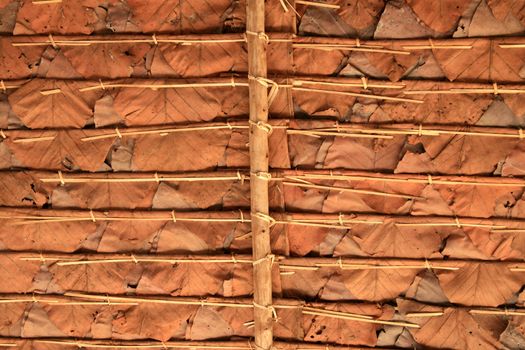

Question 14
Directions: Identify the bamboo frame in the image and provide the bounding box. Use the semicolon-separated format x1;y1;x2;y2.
7;121;525;144
9;252;525;273
246;1;274;349
2;208;523;232
0;337;385;349
295;0;340;9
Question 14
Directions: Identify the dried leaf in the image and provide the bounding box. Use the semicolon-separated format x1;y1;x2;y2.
48;262;139;293
399;299;504;349
14;0;102;35
351;219;442;258
112;303;195;341
5;130;114;171
406;0;470;33
8;79;100;128
436;262;525;306
112;84;223;125
0;255;40;292
433;38;525;82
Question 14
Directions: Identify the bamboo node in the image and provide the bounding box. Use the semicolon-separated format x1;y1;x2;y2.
427;174;433;185
418;124;423;137
231;254;238;264
152;34;158;45
0;129;6;139
355;38;361;47
0;80;6;93
493;82;499;95
455;217;461;228
249;120;273;135
48;34;58;48
171;210;177;223
131;254;138;264
154;172;160;184
252;212;276;227
39;252;46;263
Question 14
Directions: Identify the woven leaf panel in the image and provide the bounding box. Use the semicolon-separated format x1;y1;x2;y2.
0;299;393;345
2;252;525;307
0;35;293;80
5;78;525;129
2;170;525;219
293;37;525;82
3;209;525;261
1;0;294;34
296;0;525;38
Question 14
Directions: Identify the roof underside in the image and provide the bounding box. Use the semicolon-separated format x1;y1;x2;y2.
1;1;525;349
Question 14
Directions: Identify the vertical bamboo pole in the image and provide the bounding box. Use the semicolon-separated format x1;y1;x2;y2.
246;0;273;349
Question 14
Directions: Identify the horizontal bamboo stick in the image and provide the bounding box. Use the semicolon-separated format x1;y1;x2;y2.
0;337;381;350
282;181;419;199
292;87;422;103
8;209;521;232
292;43;410;55
10;252;524;272
79;80;249;92
295;0;340;9
290;172;525;187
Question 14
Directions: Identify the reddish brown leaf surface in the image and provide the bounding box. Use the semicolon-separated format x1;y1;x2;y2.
436;262;525;306
14;0;102;35
8;79;101;128
4;130;114;171
406;0;470;34
399;299;505;349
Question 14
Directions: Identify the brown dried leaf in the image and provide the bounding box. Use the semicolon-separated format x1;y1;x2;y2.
0;220;95;252
433;38;525;82
337;0;385;33
137;263;252;297
112;303;195;341
341;266;421;301
351;220;442;258
62;44;146;79
487;0;525;25
397;133;517;175
0;303;26;335
8;80;101;128
303;303;392;346
436;262;525;306
0;255;40;293
406;0;470;33
48;262;139;293
42;304;101;337
131;130;231;171
14;0;102;35
5;130;114;171
399;299;504;349
112;85;222;125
